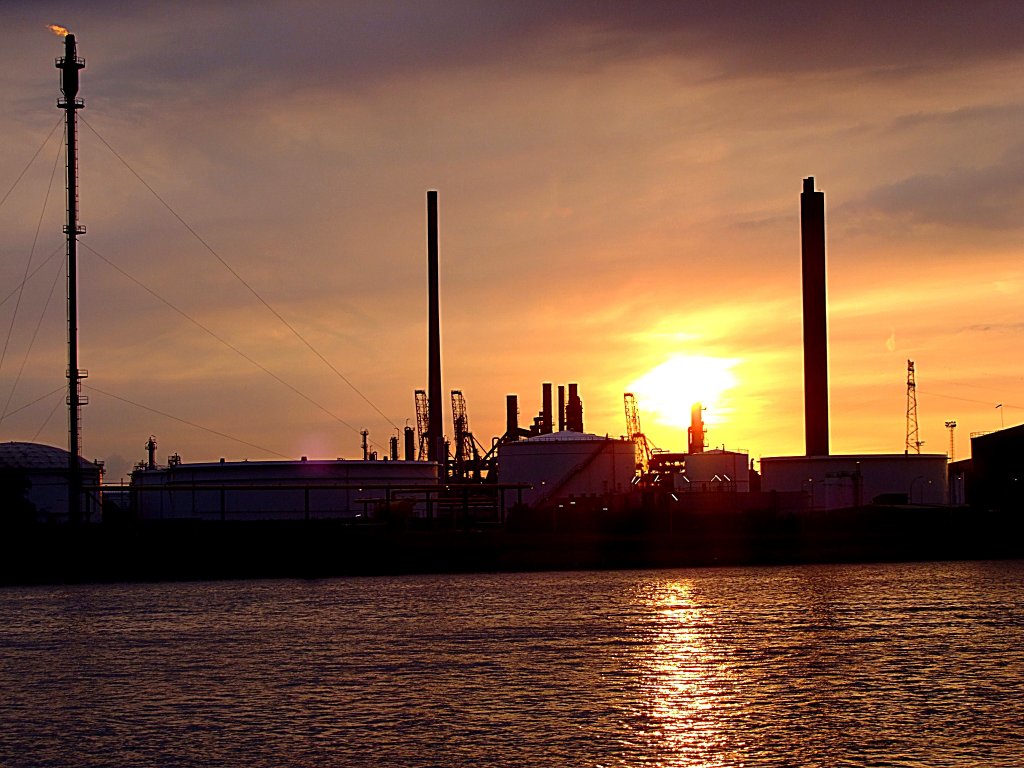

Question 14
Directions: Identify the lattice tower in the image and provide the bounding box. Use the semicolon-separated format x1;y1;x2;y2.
414;389;429;461
905;360;920;454
451;390;471;467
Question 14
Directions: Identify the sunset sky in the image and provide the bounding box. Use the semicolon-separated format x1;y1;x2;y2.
2;2;1023;481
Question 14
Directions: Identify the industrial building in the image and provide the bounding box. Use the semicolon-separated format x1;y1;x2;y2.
675;449;751;494
954;425;1024;512
760;454;948;509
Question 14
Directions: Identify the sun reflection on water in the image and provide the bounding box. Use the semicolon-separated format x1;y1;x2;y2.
628;579;737;767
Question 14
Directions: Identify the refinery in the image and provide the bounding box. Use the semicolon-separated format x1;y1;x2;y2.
1;31;1020;582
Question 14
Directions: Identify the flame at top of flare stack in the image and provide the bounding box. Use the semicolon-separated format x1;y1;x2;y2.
54;25;84;103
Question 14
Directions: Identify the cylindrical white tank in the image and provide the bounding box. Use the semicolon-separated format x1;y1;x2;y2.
678;450;749;492
132;459;439;520
498;432;635;507
760;453;948;509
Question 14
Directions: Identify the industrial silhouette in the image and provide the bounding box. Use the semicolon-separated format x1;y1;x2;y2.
1;32;1021;583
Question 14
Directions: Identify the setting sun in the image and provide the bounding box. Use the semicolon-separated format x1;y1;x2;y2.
627;354;739;434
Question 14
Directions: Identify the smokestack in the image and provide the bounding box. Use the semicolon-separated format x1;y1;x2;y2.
566;383;583;432
542;383;553;434
404;426;415;460
801;177;829;456
557;385;566;432
426;190;444;462
506;394;519;440
688;403;705;455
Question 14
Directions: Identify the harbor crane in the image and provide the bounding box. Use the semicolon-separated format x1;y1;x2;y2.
451;390;485;479
414;389;429;461
624;393;654;473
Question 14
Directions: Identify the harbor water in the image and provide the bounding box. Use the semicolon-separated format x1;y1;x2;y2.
1;560;1022;767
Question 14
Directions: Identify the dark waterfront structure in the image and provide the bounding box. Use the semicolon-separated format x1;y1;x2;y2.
801;176;829;457
967;425;1024;512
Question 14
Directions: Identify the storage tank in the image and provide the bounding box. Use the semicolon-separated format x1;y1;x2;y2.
676;449;750;493
0;442;103;523
498;432;635;508
760;453;948;509
132;458;439;520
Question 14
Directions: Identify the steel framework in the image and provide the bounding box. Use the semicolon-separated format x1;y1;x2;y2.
624;392;652;472
414;389;429;461
905;360;921;454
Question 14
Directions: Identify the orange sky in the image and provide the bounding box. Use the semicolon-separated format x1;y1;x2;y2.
1;3;1023;480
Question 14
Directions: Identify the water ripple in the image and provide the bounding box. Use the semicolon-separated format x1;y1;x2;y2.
1;561;1022;767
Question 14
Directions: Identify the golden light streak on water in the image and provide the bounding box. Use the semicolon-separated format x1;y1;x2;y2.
631;580;734;767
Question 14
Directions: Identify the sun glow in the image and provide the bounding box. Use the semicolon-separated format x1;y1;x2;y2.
627;354;739;431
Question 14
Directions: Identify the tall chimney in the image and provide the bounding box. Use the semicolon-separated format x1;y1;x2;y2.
801;177;829;456
542;383;553;434
688;403;705;455
426;190;444;462
506;394;519;440
557;385;566;432
566;383;583;432
404;425;415;460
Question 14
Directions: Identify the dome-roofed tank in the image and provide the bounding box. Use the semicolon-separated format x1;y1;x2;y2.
0;442;103;523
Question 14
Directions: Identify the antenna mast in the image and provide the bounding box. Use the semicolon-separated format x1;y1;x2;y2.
57;31;87;523
905;359;920;454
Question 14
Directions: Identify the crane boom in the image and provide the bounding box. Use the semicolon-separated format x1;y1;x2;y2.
624;392;652;472
414;389;429;461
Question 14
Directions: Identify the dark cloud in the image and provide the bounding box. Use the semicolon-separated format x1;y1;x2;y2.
574;1;1024;72
14;0;1024;102
841;143;1024;230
